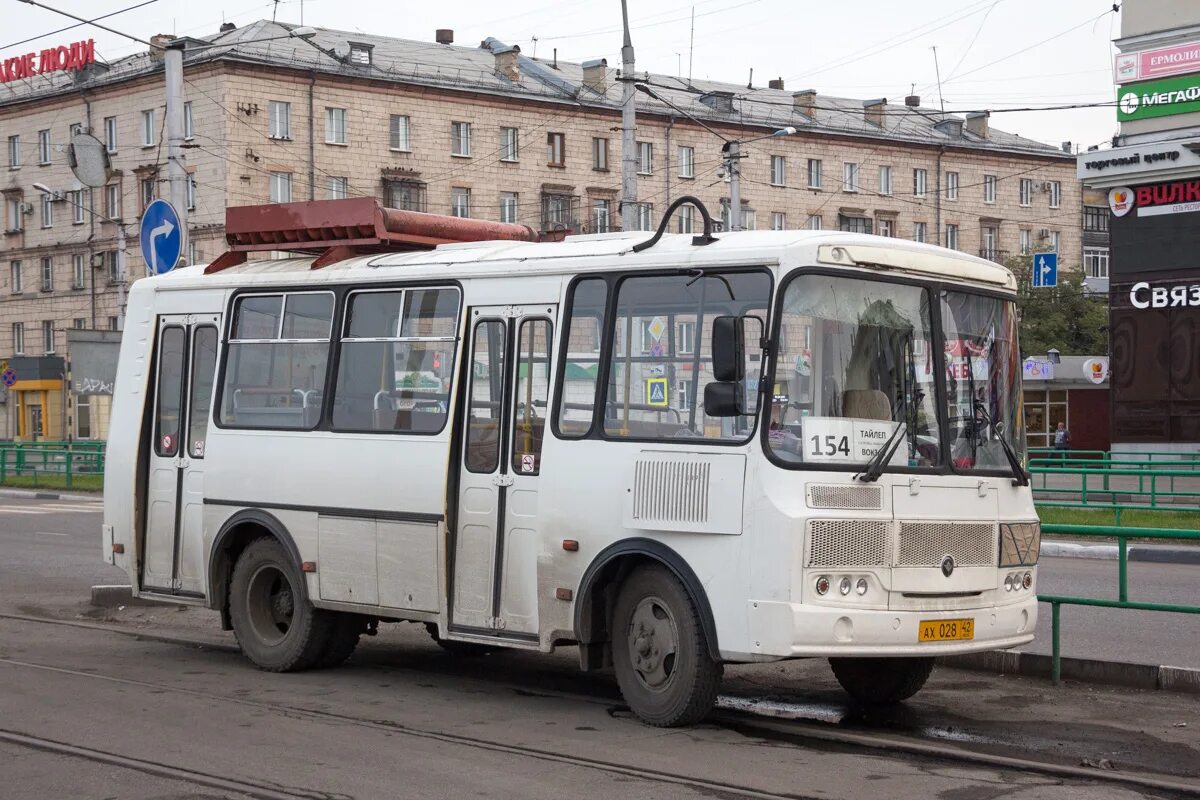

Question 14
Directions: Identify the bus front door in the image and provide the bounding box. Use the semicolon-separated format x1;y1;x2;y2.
142;315;219;596
452;307;555;637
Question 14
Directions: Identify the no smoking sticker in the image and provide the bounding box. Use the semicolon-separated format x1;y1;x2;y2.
161;433;174;452
520;454;536;473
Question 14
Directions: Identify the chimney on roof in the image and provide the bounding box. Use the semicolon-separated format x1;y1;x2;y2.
768;77;784;90
965;110;989;139
934;117;964;137
863;98;887;128
436;29;454;45
793;89;816;117
582;58;608;93
905;93;920;107
219;22;237;33
149;33;173;62
493;43;520;81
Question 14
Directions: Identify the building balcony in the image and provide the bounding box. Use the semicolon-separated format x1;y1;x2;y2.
978;248;1008;264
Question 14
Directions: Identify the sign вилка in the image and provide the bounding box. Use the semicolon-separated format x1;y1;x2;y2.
1118;74;1200;122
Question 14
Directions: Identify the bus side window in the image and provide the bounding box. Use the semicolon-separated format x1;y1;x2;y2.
554;278;606;438
187;327;218;457
512;318;552;474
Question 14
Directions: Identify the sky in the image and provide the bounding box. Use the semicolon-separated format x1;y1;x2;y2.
5;0;1123;150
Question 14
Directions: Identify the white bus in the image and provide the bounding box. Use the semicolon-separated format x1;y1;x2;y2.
103;198;1041;727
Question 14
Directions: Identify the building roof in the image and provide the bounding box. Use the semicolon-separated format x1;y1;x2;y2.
1;20;1071;160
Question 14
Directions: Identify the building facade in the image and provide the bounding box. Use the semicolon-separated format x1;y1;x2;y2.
0;20;1081;440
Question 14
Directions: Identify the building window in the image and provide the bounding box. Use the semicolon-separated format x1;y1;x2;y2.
548;132;566;166
1048;180;1062;209
77;395;92;438
389;114;411;151
72;254;85;289
187;175;196;210
12;322;24;354
878;165;892;195
945;171;959;200
742;208;757;230
188;239;198;266
1083;206;1108;232
1019;178;1033;206
805;214;822;230
9;260;21;294
876;218;894;237
591;198;611;232
104;184;121;219
73;317;86;329
1050;230;1061;252
1022;388;1068;449
183;101;194;140
839;214;870;234
451;121;471;156
141;109;156;146
807;158;822;189
268;101;291;139
325;107;347;145
637;141;653;175
70;190;85;223
677;204;694;233
592;137;608;170
771;212;786;230
842;161;859;192
1019;228;1032;255
108;316;119;331
913;221;927;243
140;176;156;210
40;257;53;292
945;223;959;250
41;193;53;228
42;320;54;354
676;321;696;355
38;129;51;164
635;202;653;232
1084;247;1109;278
984;174;996;203
69;122;82;138
499;191;518;224
678;145;694;178
981;226;998;260
348;43;373;66
913;168;927;197
499;127;519;162
384;179;426;211
106;251;120;283
269;172;292;203
104;116;117;152
8;135;19;169
326;176;348;200
6;197;21;231
450;187;471;218
542;192;575;230
770;155;786;186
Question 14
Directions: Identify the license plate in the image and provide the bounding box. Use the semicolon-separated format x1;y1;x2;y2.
918;618;975;642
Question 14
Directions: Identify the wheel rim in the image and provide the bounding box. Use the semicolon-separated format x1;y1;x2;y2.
245;564;294;646
626;595;680;692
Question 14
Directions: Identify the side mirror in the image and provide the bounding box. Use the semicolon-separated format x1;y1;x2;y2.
704;381;744;417
711;316;745;382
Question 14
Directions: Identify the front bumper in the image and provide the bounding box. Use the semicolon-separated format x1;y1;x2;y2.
738;595;1037;660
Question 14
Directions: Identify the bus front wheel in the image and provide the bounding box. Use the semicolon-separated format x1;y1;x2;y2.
611;565;722;727
229;537;331;672
829;656;934;705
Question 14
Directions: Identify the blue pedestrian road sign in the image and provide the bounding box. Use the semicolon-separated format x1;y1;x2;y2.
140;199;185;276
1032;252;1058;288
646;377;669;408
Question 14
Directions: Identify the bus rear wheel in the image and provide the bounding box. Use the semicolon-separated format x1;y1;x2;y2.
829;657;934;705
611;565;722;727
229;537;331;672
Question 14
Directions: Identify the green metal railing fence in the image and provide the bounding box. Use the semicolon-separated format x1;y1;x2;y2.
1038;523;1200;684
0;442;106;489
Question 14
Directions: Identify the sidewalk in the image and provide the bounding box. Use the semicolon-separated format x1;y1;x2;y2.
1043;537;1200;564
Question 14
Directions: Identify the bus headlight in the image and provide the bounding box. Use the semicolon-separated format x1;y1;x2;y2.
1000;522;1041;567
1022;572;1033;590
1004;574;1014;592
855;578;869;596
815;576;830;596
839;577;852;596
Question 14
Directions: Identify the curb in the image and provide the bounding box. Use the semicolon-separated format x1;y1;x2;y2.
0;488;98;502
1042;538;1200;564
90;584;187;608
939;650;1200;694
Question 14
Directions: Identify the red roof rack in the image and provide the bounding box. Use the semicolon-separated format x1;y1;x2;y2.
204;197;555;274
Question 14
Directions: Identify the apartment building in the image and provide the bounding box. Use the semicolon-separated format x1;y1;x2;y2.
0;20;1080;440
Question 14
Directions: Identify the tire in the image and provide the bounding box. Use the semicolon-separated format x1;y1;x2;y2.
829;657;934;705
424;623;495;657
611;565;722;727
229;537;332;672
314;614;364;669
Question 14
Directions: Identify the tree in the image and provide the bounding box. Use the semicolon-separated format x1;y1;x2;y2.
1006;254;1108;356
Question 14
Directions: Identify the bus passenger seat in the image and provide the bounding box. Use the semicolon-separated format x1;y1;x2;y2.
842;389;891;422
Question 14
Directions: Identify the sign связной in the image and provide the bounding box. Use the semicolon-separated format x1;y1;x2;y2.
1118;74;1200;122
1115;41;1200;84
1;39;95;84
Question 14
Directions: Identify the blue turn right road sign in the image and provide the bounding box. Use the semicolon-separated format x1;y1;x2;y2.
140;199;185;276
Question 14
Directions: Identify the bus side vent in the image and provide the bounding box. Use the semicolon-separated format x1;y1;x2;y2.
897;521;995;567
807;484;883;510
808;519;890;567
632;459;711;524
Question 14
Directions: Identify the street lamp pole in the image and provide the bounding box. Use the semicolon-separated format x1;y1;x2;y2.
165;41;188;262
724;140;742;232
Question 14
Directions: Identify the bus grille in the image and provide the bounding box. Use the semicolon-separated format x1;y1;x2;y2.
808;520;890;567
897;521;995;567
807;484;883;510
631;459;711;524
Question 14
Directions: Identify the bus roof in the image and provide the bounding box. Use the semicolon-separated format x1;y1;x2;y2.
154;230;1017;292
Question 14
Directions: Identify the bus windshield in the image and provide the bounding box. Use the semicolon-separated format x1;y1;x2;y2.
768;274;941;467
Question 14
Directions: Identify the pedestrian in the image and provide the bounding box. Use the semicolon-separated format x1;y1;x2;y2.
1054;421;1071;460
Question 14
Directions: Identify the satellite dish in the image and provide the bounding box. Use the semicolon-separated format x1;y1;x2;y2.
69;132;112;188
332;42;351;61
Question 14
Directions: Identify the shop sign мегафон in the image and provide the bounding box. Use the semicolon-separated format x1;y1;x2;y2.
1118;74;1200;122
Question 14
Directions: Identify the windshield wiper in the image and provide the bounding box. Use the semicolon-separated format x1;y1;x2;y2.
855;423;907;483
973;401;1029;486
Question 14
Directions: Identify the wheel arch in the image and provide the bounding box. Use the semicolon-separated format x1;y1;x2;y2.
573;538;720;669
208;508;306;629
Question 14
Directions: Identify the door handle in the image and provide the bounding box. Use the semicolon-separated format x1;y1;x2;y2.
491;474;514;487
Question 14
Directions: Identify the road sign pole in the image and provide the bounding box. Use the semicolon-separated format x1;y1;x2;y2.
165;42;189;263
